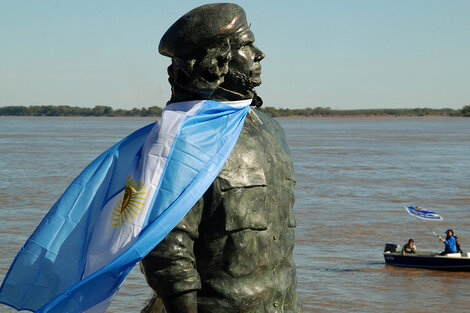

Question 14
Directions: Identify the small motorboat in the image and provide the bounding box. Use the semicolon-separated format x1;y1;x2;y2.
383;243;470;271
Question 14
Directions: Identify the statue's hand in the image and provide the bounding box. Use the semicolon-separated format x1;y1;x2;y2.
162;291;198;313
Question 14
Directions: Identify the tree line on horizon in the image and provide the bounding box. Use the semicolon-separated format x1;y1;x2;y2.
0;105;469;117
258;106;470;117
0;105;163;117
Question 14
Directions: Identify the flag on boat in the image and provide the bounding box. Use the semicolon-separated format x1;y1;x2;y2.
0;99;251;313
404;206;443;221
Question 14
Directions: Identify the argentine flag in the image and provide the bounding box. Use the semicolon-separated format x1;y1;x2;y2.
0;99;251;312
404;206;443;221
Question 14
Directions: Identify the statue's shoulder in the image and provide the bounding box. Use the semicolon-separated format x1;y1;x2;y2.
248;108;290;154
250;108;285;134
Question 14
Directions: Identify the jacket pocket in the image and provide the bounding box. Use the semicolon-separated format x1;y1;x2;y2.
218;167;268;232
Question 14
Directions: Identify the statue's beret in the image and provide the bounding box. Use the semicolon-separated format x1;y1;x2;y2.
159;3;247;59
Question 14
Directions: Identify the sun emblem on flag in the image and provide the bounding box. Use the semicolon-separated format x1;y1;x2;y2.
112;175;147;228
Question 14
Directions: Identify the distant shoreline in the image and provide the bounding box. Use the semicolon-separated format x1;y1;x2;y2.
1;105;469;117
275;114;459;118
0;115;466;118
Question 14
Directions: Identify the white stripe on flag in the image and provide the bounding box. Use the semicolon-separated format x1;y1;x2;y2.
83;100;206;277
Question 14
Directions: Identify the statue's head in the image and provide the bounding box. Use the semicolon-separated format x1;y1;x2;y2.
159;3;265;105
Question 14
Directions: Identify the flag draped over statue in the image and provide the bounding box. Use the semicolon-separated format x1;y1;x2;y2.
0;99;251;313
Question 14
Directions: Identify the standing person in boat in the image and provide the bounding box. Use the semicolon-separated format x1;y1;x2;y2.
402;239;417;255
439;229;458;255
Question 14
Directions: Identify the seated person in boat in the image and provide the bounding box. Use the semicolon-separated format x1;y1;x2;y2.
402;238;417;255
439;229;458;255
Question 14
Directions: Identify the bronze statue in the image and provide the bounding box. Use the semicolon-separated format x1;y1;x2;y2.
140;3;302;312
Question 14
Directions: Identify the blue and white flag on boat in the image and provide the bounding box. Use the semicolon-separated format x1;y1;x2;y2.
404;206;443;221
0;99;251;313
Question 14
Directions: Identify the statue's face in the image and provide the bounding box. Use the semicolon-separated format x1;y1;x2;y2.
222;27;265;95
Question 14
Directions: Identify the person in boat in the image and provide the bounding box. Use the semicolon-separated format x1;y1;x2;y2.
439;229;458;255
402;238;417;255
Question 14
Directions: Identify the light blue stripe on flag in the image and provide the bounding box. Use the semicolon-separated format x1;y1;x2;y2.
0;99;250;313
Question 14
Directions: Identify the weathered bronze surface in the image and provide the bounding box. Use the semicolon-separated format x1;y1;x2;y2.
141;3;302;312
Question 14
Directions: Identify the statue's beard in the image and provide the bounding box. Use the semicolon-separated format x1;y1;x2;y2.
220;68;260;97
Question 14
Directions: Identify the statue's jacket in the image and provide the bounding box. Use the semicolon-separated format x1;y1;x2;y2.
141;109;303;312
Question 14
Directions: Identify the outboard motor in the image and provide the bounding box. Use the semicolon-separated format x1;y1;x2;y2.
384;243;398;253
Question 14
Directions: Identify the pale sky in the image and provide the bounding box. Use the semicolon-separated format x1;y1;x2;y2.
1;0;469;110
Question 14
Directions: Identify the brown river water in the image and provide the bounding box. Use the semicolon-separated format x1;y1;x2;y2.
0;116;469;312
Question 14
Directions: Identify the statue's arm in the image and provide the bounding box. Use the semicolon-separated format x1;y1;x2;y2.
141;198;203;313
